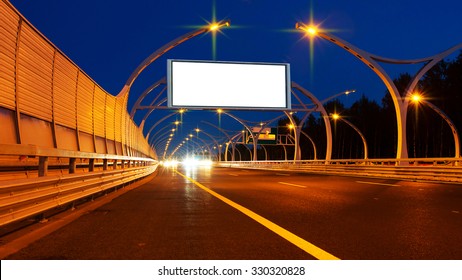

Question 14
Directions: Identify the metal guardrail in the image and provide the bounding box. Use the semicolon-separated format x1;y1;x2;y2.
0;143;158;227
217;158;462;184
0;164;157;226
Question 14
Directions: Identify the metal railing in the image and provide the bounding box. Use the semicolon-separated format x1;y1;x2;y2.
0;164;157;226
0;143;158;226
217;158;462;184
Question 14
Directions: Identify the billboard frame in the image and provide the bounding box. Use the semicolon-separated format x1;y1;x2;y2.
167;59;291;110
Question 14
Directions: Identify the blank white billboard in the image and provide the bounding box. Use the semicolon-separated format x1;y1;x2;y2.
167;60;291;110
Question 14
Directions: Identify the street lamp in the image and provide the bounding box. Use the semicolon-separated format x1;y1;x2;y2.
295;23;319;36
295;22;462;165
331;113;368;160
209;20;230;31
118;19;231;97
410;93;460;160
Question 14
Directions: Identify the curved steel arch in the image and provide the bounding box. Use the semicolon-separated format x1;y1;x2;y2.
332;116;368;160
194;129;224;160
129;77;167;118
221;112;259;160
291;82;333;161
297;23;462;162
225;132;252;161
146;112;179;142
300;130;317;160
118;20;230;98
419;100;460;159
189;138;212;158
200;121;237;161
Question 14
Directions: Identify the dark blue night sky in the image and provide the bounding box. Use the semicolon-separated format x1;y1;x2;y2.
10;0;462;158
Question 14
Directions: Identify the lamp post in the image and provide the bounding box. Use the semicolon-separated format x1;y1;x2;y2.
300;130;317;160
118;19;230;98
331;114;368;160
296;22;462;164
120;20;230;160
320;89;356;104
410;93;460;160
191;128;225;162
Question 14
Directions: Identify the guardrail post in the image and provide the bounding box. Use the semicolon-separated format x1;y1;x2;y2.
38;156;49;177
69;158;77;174
113;159;118;170
89;159;95;172
103;159;108;171
121;160;125;169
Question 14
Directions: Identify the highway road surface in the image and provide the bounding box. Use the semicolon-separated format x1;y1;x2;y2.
4;165;462;259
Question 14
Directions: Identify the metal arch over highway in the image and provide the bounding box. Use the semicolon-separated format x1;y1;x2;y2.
2;0;462;262
296;22;462;163
117;20;231;98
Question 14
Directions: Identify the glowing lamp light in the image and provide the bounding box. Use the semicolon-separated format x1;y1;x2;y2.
306;26;318;35
332;113;340;120
411;94;422;103
345;90;356;95
217;109;223;114
209;23;219;31
209;20;230;31
288;124;295;129
295;22;319;36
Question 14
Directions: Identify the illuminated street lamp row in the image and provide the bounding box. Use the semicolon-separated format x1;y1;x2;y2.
144;18;460;163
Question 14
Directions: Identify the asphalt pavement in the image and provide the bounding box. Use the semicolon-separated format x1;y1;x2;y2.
4;166;462;259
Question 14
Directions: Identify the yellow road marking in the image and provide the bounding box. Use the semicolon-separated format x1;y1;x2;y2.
278;182;308;189
174;170;340;260
356;181;399;187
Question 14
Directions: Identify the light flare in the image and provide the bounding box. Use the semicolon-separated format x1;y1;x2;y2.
411;93;422;103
